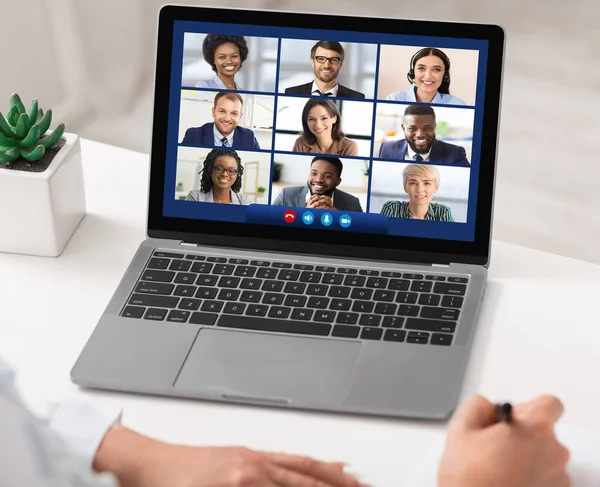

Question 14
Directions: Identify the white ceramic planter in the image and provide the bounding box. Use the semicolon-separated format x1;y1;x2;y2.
0;133;86;257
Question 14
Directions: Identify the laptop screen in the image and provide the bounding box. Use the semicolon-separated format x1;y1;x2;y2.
151;8;503;264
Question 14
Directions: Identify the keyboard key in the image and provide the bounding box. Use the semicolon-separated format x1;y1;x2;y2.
167;310;190;323
421;307;460;321
277;270;300;281
218;315;331;336
246;304;268;317
213;264;234;275
174;273;196;285
323;273;343;285
382;316;405;328
218;276;241;288
307;284;328;296
201;300;224;313
257;268;278;279
366;277;388;289
195;287;218;299
434;282;467;296
396;292;418;304
315;266;335;272
240;278;261;290
299;271;322;283
431;333;453;346
240;291;263;303
411;280;433;293
174;285;196;297
154;251;184;258
351;288;373;300
147;258;169;270
293;264;314;271
398;305;420;316
291;308;314;321
388;279;410;291
384;329;406;342
403;273;424;280
360;327;383;340
407;336;429;344
419;294;441;306
196;275;218;286
408;331;430;339
121;306;145;318
381;271;402;278
307;297;329;309
135;281;175;295
359;314;381;327
144;308;168;321
262;281;284;292
337;267;358;274
373;290;395;302
330;299;351;311
263;293;284;305
184;254;206;261
314;310;336;323
336;313;358;325
375;302;397;315
207;257;227;263
179;298;201;311
284;282;307;294
441;295;464;308
268;306;291;319
141;270;175;282
328;286;350;298
344;275;366;287
190;312;218;325
217;289;240;301
129;294;178;308
359;269;380;276
272;262;292;269
284;295;307;307
405;318;456;333
448;277;469;283
169;259;192;272
332;325;360;338
425;275;446;281
224;302;246;315
191;262;213;273
250;260;270;267
234;266;257;278
352;301;374;313
229;258;249;265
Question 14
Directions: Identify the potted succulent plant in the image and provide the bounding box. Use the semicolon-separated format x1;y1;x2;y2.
0;93;86;257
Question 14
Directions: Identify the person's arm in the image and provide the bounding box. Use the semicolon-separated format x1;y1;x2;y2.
456;145;469;165
272;188;286;206
252;135;261;150
438;394;570;487
181;128;193;145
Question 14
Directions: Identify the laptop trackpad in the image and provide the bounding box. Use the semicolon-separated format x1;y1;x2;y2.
174;328;361;404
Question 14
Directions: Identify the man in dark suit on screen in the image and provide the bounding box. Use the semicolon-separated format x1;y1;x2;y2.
377;105;469;165
284;41;365;99
181;92;260;150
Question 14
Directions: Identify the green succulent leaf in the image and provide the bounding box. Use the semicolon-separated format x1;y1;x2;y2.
16;113;30;138
0;112;15;137
20;144;45;162
19;125;40;148
10;93;26;115
0;150;21;163
34;109;52;136
7;105;19;126
39;123;65;148
37;108;43;122
3;146;20;158
0;129;18;147
26;99;39;131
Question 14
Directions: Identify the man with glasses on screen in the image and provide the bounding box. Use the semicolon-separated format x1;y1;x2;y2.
284;41;365;99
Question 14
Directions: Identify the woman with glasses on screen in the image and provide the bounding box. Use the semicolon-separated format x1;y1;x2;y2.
385;48;466;105
186;149;252;205
380;164;454;221
292;98;359;156
195;34;248;91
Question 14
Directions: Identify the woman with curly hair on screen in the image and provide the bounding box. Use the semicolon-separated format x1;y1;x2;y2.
186;148;252;205
195;34;249;90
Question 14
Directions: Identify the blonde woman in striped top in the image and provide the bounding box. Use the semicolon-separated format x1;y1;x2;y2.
380;164;454;221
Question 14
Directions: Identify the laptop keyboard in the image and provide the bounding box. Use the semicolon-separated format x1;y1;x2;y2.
120;251;469;347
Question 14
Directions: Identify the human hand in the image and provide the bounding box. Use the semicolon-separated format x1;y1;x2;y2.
306;195;335;210
95;425;367;487
438;394;570;487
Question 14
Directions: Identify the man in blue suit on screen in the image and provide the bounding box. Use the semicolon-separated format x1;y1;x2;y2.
378;105;469;165
181;92;260;150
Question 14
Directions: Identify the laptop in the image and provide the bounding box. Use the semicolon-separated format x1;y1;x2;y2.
71;5;504;419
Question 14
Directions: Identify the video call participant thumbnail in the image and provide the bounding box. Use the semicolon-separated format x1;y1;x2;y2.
386;48;466;105
195;34;248;90
292;98;358;156
181;92;260;150
284;41;365;99
378;105;469;165
187;148;252;205
273;156;363;212
380;164;454;221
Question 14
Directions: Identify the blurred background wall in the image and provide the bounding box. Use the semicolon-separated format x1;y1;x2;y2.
2;0;599;264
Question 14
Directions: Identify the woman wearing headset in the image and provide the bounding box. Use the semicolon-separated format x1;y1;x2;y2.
385;48;466;105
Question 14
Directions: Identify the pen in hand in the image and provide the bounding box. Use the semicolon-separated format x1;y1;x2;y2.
496;402;513;423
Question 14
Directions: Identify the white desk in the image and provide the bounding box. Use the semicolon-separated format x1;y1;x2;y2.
1;139;600;487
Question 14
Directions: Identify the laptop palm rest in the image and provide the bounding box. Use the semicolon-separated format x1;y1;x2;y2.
174;328;361;404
